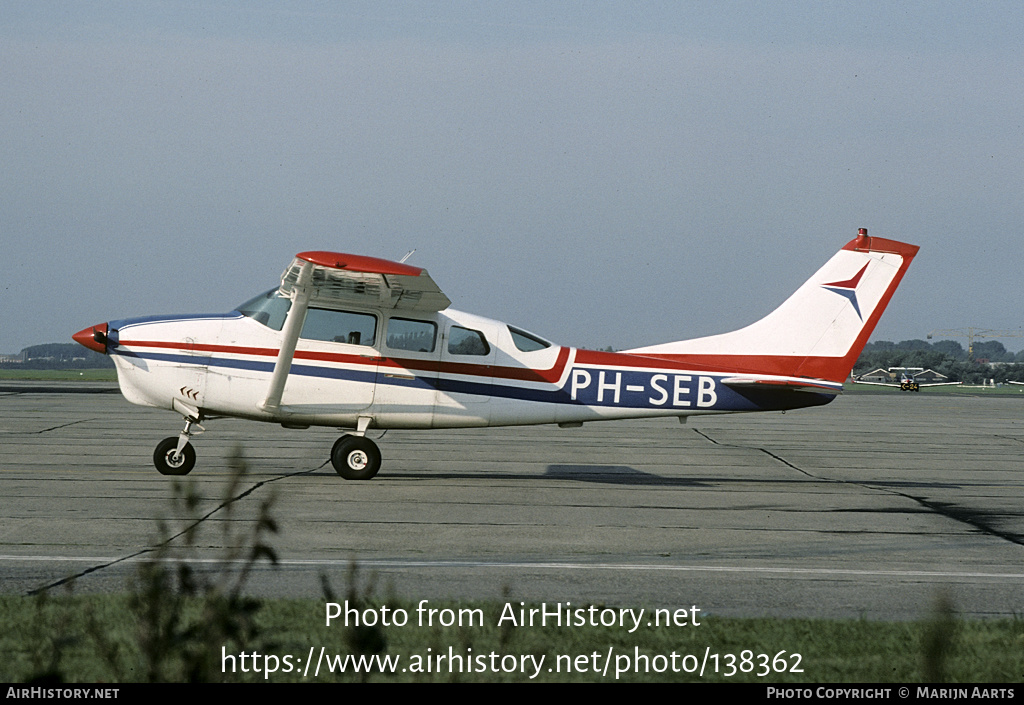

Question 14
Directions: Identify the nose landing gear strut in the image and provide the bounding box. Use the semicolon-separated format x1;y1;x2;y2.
153;415;204;476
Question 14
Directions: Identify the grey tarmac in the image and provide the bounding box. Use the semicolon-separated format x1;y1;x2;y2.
2;383;1022;620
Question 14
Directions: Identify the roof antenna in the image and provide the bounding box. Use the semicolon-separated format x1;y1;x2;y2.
399;249;416;263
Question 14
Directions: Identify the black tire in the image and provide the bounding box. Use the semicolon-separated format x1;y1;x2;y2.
331;435;381;480
154;436;196;476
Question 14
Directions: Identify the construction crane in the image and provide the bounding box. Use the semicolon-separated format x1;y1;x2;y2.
927;328;1024;360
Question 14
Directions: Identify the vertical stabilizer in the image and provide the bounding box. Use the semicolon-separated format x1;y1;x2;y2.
625;230;919;383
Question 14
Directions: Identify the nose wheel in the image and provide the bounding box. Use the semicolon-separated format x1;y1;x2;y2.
153;414;203;476
154;437;196;475
331;435;381;480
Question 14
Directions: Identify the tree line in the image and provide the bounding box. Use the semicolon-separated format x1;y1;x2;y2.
2;343;114;369
854;339;1024;384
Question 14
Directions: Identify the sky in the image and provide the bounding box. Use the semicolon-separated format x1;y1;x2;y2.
2;1;1023;354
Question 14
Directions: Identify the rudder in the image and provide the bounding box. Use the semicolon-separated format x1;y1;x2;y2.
625;229;919;383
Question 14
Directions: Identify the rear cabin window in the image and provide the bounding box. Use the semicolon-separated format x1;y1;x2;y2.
448;326;490;356
236;289;291;331
300;308;377;346
508;326;552;352
387;318;437;352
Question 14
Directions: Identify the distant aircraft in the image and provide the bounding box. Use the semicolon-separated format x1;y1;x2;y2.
74;229;917;479
852;370;961;392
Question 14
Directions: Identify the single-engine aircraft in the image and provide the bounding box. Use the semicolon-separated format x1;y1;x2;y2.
852;369;960;392
73;228;917;480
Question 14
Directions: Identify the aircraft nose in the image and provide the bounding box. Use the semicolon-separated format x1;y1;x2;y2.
72;323;110;354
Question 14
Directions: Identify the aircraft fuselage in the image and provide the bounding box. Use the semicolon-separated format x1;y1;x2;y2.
103;303;834;434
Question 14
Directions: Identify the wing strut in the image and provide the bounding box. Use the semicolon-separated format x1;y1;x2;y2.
260;260;313;414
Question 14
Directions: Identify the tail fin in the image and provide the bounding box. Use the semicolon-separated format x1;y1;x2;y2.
625;230;919;383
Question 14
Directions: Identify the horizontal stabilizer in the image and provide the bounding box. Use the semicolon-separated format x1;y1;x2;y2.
721;377;843;395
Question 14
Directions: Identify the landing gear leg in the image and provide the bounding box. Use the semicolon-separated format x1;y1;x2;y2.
153;416;204;476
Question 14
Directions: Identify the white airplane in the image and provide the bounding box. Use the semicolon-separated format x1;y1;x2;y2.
73;228;917;480
852;370;961;392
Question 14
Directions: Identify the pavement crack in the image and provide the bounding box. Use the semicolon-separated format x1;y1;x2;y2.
2;419;95;435
27;464;322;596
764;452;1024;547
884;492;1024;547
694;427;1024;548
995;434;1024;446
692;428;721;445
757;448;821;479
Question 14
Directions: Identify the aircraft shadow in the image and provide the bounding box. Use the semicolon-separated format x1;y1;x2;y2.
376;465;708;486
544;464;708;487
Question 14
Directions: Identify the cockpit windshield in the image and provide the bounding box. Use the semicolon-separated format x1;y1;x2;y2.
236;288;291;331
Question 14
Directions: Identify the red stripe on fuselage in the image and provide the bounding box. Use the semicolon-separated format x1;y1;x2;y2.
116;337;841;384
573;348;826;378
115;339;573;384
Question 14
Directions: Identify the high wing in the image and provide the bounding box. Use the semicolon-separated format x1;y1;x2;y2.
262;251;450;413
280;251;451;312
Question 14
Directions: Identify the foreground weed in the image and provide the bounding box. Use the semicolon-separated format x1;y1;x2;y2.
922;590;959;683
18;447;279;682
321;563;387;682
129;448;278;681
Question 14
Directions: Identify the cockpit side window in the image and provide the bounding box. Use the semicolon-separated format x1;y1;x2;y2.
236;289;291;331
448;326;490;356
508;325;552;352
301;308;377;346
387;318;437;352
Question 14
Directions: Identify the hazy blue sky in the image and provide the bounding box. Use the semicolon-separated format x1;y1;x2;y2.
3;1;1022;353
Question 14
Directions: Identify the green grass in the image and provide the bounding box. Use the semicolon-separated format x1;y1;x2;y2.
0;369;116;381
2;593;1022;683
843;383;1024;397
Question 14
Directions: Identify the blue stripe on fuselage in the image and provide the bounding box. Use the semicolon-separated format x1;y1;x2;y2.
109;312;243;332
111;349;832;413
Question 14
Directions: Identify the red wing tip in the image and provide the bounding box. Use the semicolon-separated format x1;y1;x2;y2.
296;251;424;277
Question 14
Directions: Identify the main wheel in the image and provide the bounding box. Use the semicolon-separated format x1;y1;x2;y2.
331;435;381;480
154;436;196;476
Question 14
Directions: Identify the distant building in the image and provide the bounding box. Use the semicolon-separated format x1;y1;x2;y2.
855;367;949;383
912;369;950;383
857;368;894;383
